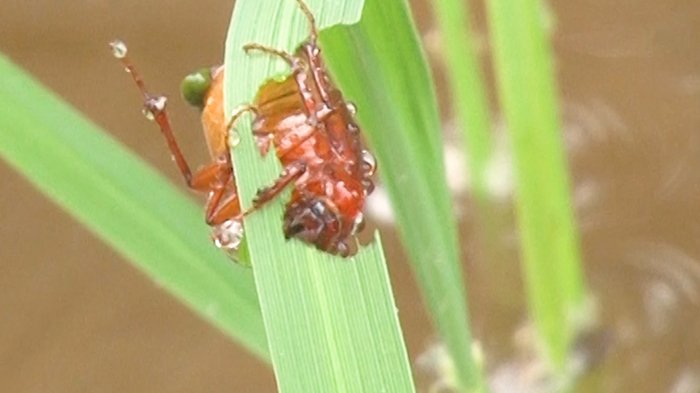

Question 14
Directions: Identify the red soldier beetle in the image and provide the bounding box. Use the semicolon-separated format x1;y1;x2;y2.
227;0;376;257
111;0;376;257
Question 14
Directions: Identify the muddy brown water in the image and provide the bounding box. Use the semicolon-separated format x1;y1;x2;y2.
1;0;699;392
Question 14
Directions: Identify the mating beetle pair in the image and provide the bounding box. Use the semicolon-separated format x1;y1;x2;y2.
112;0;375;258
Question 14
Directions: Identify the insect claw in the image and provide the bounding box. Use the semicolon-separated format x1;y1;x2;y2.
285;221;305;239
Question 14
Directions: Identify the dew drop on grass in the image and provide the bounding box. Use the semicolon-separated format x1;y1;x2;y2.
228;129;241;148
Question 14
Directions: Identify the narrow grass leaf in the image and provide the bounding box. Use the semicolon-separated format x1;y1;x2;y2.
485;0;586;368
430;0;493;200
0;54;268;360
224;1;415;392
321;1;485;391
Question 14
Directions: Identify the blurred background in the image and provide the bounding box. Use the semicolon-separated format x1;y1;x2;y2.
1;0;700;392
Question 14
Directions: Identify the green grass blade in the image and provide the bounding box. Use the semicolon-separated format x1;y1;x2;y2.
0;54;269;360
485;0;586;368
430;0;493;199
321;1;485;391
224;1;415;392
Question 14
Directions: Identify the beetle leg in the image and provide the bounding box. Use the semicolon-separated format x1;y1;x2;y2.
184;153;240;225
243;43;298;67
292;0;336;107
226;104;259;132
252;161;307;208
233;161;307;221
276;126;318;159
294;71;320;126
298;0;338;111
295;0;319;43
205;183;242;226
189;153;232;191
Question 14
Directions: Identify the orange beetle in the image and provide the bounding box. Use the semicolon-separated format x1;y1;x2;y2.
111;0;375;257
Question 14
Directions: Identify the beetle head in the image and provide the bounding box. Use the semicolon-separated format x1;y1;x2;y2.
284;197;354;257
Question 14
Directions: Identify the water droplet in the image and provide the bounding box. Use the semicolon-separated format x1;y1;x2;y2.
346;102;357;116
352;213;365;234
141;107;155;121
362;181;375;196
109;39;128;59
361;149;376;176
213;219;244;251
151;95;167;111
141;96;167;121
228;130;241;148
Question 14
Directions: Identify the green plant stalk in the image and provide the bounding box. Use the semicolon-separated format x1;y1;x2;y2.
484;0;586;368
0;54;269;360
430;0;493;200
224;1;415;392
322;0;485;391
